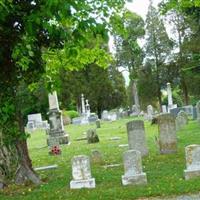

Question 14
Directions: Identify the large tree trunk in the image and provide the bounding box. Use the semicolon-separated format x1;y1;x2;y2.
181;76;189;105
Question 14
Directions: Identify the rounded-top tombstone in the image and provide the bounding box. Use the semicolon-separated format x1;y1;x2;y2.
157;113;177;154
126;120;148;156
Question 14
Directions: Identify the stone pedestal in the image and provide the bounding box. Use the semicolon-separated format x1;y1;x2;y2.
47;109;69;145
70;155;95;189
157;113;177;154
122;150;147;186
126;120;148;156
184;145;200;180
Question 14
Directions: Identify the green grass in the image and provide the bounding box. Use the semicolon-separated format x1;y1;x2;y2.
1;117;200;200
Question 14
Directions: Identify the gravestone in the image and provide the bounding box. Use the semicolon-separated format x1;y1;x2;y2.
176;111;188;131
147;105;154;120
121;150;147;186
96;119;101;128
70;155;95;189
126;120;148;156
182;105;194;116
91;150;103;163
162;105;167;113
157;113;177;154
48;137;61;155
196;101;200;123
170;107;181;117
184;145;200;180
88;114;98;123
47;91;69;145
193;106;197;120
87;129;99;144
101;110;109;121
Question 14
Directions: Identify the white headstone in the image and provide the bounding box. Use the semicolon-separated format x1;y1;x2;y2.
184;145;200;180
70;155;95;189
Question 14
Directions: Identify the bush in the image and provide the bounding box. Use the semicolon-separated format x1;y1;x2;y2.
63;110;79;119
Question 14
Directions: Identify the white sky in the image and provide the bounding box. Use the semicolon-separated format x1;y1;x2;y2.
113;0;162;85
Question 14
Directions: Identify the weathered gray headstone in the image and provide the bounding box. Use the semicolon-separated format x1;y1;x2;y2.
47;91;69;145
96;119;101;128
70;155;95;189
91;150;103;163
121;150;147;186
126;120;148;156
184;144;200;180
176;111;188;131
196;101;200;123
157;113;177;154
87;129;99;144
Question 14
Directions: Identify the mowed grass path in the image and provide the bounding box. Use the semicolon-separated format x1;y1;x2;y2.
1;117;200;200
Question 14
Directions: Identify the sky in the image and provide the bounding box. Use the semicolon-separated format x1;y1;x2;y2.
113;0;162;85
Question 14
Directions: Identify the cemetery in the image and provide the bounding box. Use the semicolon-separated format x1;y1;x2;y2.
0;0;200;200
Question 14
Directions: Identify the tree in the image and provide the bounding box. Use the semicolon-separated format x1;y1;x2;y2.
145;2;173;109
111;10;145;110
160;0;200;104
58;63;127;118
0;0;126;187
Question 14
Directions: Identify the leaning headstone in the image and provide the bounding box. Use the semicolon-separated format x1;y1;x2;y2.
87;129;99;144
126;120;148;156
196;101;200;123
157;113;177;154
96;119;101;128
184;144;200;180
121;150;147;186
70;155;95;189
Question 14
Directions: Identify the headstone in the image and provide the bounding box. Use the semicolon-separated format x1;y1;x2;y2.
91;150;103;163
87;129;99;144
121;150;147;186
108;112;118;121
96;119;101;128
184;145;200;180
176;111;188;131
157;113;177;154
88;114;98;123
147;105;154;120
70;155;95;189
162;105;167;113
72;117;82;125
28;113;42;124
196;101;200;123
170;107;182;117
126;120;148;156
101;110;109;120
48;137;61;155
47;91;69;145
182;105;194;116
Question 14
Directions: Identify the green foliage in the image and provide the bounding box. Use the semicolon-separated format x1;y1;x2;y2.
63;110;79;119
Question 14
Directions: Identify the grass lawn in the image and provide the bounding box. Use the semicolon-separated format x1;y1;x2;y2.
1;117;200;200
